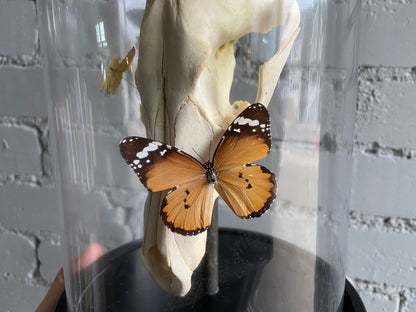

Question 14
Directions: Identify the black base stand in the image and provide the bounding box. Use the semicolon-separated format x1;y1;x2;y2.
56;279;366;312
344;280;367;312
55;230;366;312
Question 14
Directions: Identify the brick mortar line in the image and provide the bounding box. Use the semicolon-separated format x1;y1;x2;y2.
0;273;49;288
1;1;42;69
349;211;416;234
358;65;416;84
277;199;318;218
0;115;52;186
362;0;414;9
0;53;42;68
0;222;60;246
0;223;36;248
351;278;416;311
0;115;45;126
0;225;49;287
350;278;399;302
0;173;51;188
0;223;59;287
32;235;51;287
354;141;416;160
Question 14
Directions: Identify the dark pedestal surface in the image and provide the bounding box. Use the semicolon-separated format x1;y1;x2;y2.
56;229;366;311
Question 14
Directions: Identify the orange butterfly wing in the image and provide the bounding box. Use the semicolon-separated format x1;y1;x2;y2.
213;103;271;171
213;103;276;218
215;164;276;218
119;137;205;192
161;180;214;235
119;136;214;235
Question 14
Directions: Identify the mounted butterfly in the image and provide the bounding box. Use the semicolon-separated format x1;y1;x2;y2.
119;103;277;235
100;46;136;97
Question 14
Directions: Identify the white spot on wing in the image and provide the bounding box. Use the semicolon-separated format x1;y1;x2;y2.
136;143;159;159
237;117;260;127
160;149;167;156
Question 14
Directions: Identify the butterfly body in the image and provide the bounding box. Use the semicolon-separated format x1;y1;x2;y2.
203;162;218;184
120;103;277;235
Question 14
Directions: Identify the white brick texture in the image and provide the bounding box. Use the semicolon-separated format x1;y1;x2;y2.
0;68;47;117
0;124;43;174
350;279;400;312
0;279;47;312
347;1;416;310
356;67;416;149
351;156;416;218
0;232;37;279
38;241;62;283
359;2;416;67
0;184;59;233
0;1;37;56
348;229;416;288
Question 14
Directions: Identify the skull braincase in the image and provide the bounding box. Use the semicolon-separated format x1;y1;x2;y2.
136;0;300;296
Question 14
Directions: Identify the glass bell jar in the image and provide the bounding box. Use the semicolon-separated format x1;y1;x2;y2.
38;0;361;311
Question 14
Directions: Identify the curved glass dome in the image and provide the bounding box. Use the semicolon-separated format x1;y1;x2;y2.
38;0;360;311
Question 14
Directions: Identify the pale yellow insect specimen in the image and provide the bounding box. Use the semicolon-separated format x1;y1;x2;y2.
100;46;136;96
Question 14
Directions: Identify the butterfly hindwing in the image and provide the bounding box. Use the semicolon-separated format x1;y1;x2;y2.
161;179;214;235
213;103;271;172
215;164;277;218
119;136;205;192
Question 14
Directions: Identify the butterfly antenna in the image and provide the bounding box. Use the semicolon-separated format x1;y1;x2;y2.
192;148;205;163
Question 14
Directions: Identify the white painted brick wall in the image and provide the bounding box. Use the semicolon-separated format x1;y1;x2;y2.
348;1;416;310
0;1;60;310
0;1;37;56
0;1;414;311
0;124;42;174
359;1;416;67
0;232;37;279
0;68;47;117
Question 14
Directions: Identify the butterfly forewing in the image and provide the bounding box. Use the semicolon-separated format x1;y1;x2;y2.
213;103;271;172
119;137;205;192
215;164;277;218
161;179;214;235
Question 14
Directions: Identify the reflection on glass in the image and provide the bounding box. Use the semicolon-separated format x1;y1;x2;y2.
95;21;107;48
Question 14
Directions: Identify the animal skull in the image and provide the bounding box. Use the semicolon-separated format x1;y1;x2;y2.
136;0;300;296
